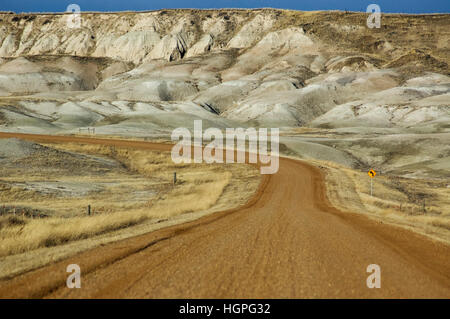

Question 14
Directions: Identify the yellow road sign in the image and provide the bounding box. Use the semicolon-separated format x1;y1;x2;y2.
368;169;376;178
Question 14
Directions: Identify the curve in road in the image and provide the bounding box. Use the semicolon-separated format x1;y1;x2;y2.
0;132;449;298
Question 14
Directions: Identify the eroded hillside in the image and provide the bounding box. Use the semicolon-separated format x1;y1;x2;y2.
0;8;449;261
0;9;449;179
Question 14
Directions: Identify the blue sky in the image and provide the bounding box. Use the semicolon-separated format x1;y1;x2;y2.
1;0;449;14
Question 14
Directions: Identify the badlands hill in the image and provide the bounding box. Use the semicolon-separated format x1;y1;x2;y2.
0;9;449;178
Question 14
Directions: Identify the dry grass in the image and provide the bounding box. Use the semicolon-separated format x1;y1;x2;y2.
0;181;229;257
0;142;259;258
0;176;157;216
310;158;450;243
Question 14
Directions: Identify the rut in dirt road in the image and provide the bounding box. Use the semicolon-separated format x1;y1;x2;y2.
0;133;449;298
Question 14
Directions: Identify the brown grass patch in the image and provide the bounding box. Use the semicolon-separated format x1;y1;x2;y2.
0;142;259;257
310;158;450;243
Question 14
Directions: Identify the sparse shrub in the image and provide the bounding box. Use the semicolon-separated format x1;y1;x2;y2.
0;216;26;230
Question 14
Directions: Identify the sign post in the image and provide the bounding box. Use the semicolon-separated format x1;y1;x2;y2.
368;169;376;197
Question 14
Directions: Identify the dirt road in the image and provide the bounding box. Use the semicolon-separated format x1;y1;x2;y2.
0;132;449;298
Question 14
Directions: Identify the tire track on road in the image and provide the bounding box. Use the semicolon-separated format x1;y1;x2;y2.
0;132;449;298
